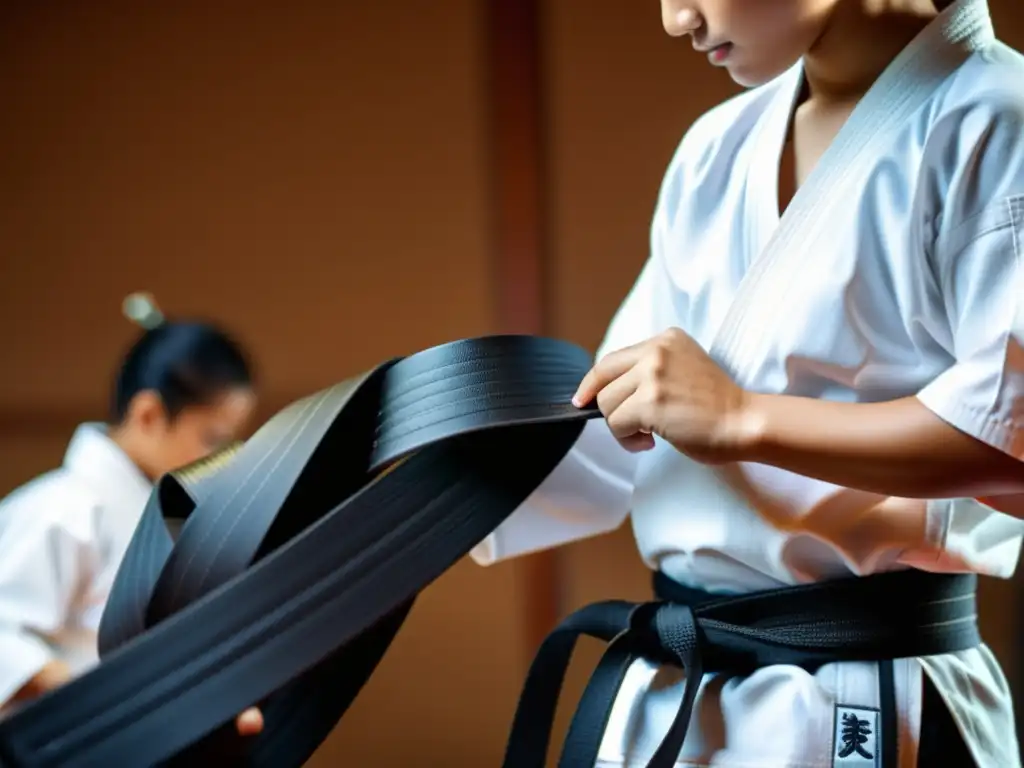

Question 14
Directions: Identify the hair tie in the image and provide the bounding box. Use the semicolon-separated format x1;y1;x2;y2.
122;292;166;330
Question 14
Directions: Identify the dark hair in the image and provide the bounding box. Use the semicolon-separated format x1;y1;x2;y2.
112;314;254;424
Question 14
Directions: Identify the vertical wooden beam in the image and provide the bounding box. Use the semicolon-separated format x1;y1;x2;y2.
485;0;564;657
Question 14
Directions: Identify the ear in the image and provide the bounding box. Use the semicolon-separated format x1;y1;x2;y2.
126;390;169;434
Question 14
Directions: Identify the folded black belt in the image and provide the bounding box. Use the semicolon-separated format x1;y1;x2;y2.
501;567;980;768
0;335;599;767
0;334;982;768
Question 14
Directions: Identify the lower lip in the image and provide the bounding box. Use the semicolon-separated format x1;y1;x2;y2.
708;43;733;64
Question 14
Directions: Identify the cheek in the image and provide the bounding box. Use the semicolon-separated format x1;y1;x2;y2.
731;1;818;46
726;5;821;85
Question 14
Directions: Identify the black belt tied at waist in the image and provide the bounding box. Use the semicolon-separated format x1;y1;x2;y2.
501;568;980;768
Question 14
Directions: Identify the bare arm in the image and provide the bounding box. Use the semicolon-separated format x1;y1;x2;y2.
737;393;1024;501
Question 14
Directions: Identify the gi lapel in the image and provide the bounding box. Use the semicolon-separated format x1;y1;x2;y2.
709;0;995;386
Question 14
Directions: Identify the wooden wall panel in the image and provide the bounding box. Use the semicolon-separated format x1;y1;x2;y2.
1;0;1023;760
0;2;523;765
486;0;565;660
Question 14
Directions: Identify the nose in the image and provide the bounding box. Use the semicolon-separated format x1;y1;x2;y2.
662;5;702;38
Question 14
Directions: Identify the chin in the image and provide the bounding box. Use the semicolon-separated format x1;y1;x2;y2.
726;58;798;89
727;69;770;89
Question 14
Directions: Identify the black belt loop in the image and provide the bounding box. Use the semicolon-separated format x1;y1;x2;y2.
503;568;979;768
502;600;637;768
879;658;898;768
0;336;604;768
649;603;703;768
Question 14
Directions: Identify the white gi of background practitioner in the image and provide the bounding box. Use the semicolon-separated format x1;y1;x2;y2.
0;294;264;737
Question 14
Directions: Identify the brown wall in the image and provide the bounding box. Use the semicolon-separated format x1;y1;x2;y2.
1;1;1022;765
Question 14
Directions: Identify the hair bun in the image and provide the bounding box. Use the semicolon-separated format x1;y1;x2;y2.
122;292;166;330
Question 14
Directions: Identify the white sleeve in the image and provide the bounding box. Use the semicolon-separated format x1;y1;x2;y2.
0;486;88;704
911;496;1024;579
469;418;637;565
916;96;1024;461
471;206;677;565
911;98;1024;580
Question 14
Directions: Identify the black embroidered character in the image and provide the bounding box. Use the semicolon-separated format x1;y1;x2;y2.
837;712;874;760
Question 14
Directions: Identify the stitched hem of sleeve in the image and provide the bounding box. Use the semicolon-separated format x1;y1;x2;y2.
987;530;1024;579
945;497;1024;579
915;391;1020;460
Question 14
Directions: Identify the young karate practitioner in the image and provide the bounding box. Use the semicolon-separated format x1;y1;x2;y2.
0;294;262;734
473;0;1024;765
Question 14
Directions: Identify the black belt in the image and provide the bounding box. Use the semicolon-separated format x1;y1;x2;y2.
501;568;980;768
0;336;600;767
0;334;982;768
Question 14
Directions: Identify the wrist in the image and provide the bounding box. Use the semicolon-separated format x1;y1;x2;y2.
720;391;774;463
728;390;851;465
733;393;770;460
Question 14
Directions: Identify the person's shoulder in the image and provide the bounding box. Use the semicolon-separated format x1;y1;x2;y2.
918;43;1024;223
937;41;1024;115
0;467;101;543
927;43;1024;142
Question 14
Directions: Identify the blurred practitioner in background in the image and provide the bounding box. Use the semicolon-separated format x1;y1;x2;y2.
0;293;259;734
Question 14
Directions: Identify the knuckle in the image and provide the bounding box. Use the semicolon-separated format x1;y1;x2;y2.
648;384;670;408
647;345;670;377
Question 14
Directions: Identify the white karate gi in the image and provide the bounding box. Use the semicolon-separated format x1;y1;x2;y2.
473;1;1024;765
0;424;151;714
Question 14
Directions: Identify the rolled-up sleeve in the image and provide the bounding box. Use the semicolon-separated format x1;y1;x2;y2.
471;225;679;565
469;417;638;565
916;495;1024;579
916;94;1024;460
916;194;1024;459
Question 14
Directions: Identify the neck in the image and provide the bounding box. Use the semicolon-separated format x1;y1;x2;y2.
108;422;158;481
802;0;948;104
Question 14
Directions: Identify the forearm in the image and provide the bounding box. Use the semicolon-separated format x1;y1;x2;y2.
736;394;1024;499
